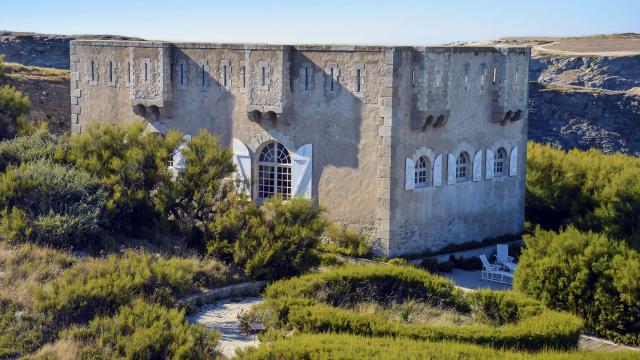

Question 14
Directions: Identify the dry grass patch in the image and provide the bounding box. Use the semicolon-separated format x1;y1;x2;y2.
3;62;69;83
351;300;476;327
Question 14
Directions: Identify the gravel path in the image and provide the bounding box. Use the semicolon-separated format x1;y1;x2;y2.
186;296;264;359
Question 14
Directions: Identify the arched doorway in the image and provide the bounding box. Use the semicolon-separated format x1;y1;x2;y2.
257;142;291;200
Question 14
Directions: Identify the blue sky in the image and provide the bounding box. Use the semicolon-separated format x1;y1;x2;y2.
2;0;639;45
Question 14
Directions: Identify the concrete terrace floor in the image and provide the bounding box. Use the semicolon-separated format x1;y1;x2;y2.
442;268;513;291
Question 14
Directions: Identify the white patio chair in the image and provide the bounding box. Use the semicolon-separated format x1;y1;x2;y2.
496;244;517;272
480;254;513;285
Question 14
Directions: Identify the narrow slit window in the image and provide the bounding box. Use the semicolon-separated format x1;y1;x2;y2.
330;68;335;92
144;63;148;82
241;65;246;87
127;62;131;83
223;65;228;87
515;67;519;86
180;63;184;85
356;69;361;92
201;64;205;86
108;61;113;83
492;67;497;85
436;69;441;88
304;67;309;90
261;66;266;86
411;69;416;86
90;60;95;81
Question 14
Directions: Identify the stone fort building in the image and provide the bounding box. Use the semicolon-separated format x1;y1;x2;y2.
69;39;530;256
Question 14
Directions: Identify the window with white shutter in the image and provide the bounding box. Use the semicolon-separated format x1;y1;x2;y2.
509;146;518;176
485;149;495;179
433;154;442;187
405;158;415;190
291;144;312;198
447;154;456;185
232;138;252;197
472;150;483;182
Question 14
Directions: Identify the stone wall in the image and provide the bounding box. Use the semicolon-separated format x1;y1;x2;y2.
71;40;529;256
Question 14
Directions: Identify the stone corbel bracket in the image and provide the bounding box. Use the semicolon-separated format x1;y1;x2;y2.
410;109;450;131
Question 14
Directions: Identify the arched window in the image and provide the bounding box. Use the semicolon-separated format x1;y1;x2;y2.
415;156;430;187
456;152;470;182
494;148;507;177
258;142;291;200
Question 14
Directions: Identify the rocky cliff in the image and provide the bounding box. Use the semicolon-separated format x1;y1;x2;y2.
529;52;640;155
1;31;639;155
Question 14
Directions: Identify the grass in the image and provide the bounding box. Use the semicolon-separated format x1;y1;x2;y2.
350;300;476;327
35;250;241;326
238;333;639;360
2;62;69;83
0;243;74;308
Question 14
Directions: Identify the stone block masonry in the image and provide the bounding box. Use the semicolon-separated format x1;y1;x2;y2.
71;39;530;257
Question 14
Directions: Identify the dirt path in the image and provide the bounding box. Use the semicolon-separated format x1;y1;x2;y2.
186;296;264;359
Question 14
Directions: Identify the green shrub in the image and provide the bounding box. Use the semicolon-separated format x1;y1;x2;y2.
238;333;639;360
155;129;236;248
320;223;371;258
63;121;181;234
35;251;238;325
64;300;218;359
258;265;583;351
287;303;581;351
0;84;30;140
0;160;107;248
515;227;640;345
0;297;51;359
264;264;468;311
526;142;640;249
231;197;327;280
468;290;543;326
0;126;66;172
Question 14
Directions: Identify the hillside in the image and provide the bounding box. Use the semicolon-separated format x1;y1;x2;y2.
1;31;639;154
466;34;640;155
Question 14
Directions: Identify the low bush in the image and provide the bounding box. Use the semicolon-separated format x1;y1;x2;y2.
0;160;107;248
0;297;51;359
35;250;239;325
287;304;581;351
63;121;181;234
264;264;467;311
516;227;640;345
0;125;66;172
0;84;30;140
238;333;635;360
468;290;543;326
257;265;583;351
63;300;218;359
320;223;371;258
231;197;327;280
0;243;74;307
526;142;640;249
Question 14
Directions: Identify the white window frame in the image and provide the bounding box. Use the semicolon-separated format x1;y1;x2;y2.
257;142;291;201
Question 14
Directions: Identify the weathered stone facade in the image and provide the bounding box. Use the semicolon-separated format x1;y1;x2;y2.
70;40;530;257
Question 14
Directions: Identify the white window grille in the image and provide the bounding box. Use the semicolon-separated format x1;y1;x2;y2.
456;152;469;182
494;148;507;176
258;142;291;200
415;157;430;187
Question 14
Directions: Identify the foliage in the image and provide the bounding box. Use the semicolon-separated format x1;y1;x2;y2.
0;84;31;140
63;300;218;360
256;265;583;351
35;250;239;326
526;142;640;249
0;297;51;359
468;290;543;326
515;227;640;345
287;305;582;351
227;197;327;280
0;243;74;307
64;121;181;234
0;160;107;247
156;129;236;248
238;333;639;360
320;223;371;258
0;124;66;172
